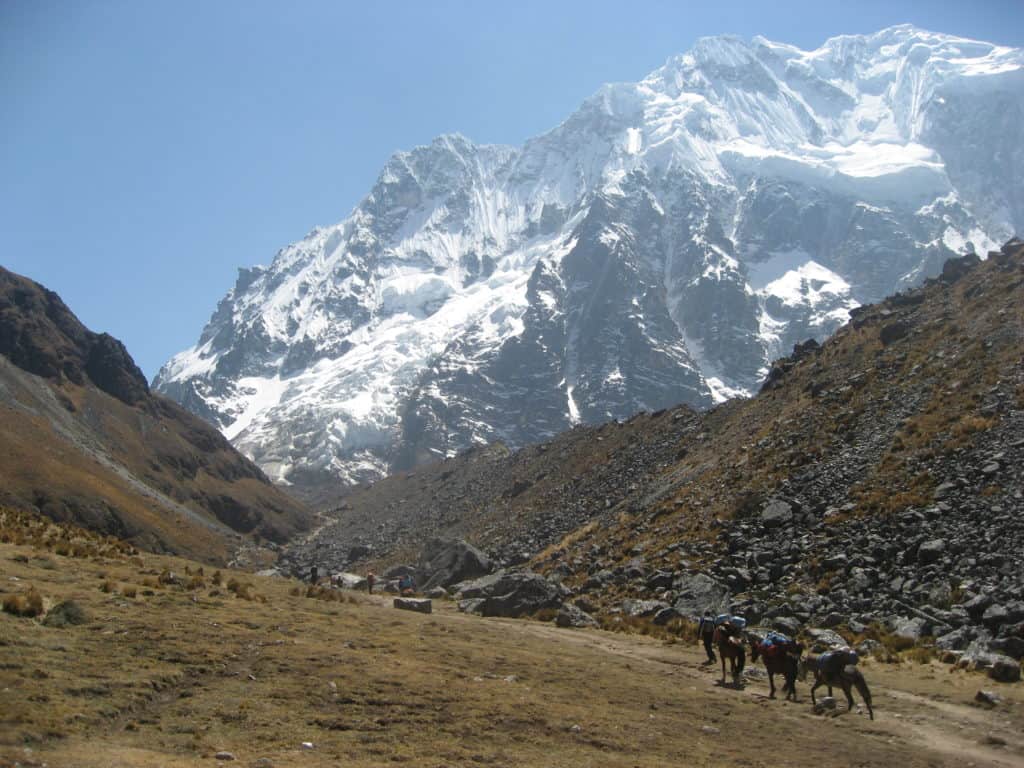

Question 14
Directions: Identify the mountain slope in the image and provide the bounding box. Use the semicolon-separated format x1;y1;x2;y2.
156;26;1024;491
0;266;312;563
290;242;1024;654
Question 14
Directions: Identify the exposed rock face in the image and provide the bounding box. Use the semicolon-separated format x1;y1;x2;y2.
0;269;149;405
0;267;312;562
419;539;494;590
155;26;1021;492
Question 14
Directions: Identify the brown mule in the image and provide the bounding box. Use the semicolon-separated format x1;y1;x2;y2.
712;622;746;687
749;636;803;700
807;651;874;720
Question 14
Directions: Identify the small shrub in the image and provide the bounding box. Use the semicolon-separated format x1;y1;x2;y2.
185;575;206;591
905;645;935;664
43;600;88;628
881;632;916;654
122;585;137;599
228;579;257;601
100;580;116;594
3;588;45;618
211;570;223;586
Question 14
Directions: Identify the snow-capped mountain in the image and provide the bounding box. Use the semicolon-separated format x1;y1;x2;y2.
155;25;1023;491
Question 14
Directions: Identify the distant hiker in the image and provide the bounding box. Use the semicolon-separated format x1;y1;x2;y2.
309;564;319;585
698;610;717;664
367;571;376;594
399;573;415;595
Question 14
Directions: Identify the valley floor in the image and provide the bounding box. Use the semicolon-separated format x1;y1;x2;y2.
2;541;1023;768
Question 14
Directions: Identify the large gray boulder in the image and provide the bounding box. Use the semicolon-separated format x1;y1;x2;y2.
761;500;794;529
455;570;568;618
671;573;730;617
556;603;599;629
805;628;849;651
419;538;494;590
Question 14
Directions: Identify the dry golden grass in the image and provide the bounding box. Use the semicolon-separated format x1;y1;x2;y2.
5;527;1023;767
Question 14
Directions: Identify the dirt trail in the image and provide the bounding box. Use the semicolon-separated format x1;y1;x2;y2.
430;600;1024;768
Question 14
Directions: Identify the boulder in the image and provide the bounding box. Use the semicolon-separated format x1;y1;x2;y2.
671;573;730;617
761;500;794;529
383;564;419;580
936;627;972;651
652;607;681;625
419;539;494;591
962;593;992;619
393;598;432;614
331;572;366;590
805;628;849;651
982;604;1009;630
455;570;568;618
556;604;598;629
425;586;448;599
646;570;674;590
892;616;928;642
621;599;670;619
917;539;946;565
772;616;802;636
989;656;1022;683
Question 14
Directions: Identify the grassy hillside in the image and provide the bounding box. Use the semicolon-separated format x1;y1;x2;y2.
2;507;1022;767
0;266;311;563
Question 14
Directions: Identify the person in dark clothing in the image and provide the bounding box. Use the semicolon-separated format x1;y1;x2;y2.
309;564;319;585
698;610;717;664
367;571;376;594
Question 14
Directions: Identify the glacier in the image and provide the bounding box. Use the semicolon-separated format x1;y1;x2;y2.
154;25;1024;493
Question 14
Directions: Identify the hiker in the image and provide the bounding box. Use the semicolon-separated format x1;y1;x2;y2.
367;571;376;594
399;573;415;595
309;564;319;585
697;610;717;664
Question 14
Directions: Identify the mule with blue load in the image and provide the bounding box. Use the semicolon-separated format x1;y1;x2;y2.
749;630;804;700
807;648;874;719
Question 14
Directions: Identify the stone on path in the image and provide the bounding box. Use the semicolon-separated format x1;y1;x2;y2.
394;597;432;614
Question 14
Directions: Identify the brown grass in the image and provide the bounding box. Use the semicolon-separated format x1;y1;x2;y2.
2;506;1022;768
2;586;44;617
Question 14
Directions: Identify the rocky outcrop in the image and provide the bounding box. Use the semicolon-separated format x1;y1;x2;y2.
455;571;569;618
419;539;494;590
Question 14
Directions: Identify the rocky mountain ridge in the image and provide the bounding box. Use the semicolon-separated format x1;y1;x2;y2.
0;266;312;563
287;242;1024;663
156;26;1023;492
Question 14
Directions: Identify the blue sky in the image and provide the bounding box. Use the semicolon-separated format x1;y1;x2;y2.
3;0;1023;380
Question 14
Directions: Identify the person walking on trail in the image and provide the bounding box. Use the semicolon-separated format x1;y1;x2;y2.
367;571;376;594
698;610;717;664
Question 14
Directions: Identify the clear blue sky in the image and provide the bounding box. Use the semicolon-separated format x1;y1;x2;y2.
3;0;1022;380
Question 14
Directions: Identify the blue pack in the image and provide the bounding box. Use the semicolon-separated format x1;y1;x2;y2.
764;631;790;647
715;614;747;630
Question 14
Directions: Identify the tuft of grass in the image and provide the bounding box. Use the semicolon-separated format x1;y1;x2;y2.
3;587;45;618
185;575;206;591
905;645;935;664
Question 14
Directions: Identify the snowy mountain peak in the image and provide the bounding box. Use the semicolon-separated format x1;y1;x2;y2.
155;26;1023;492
